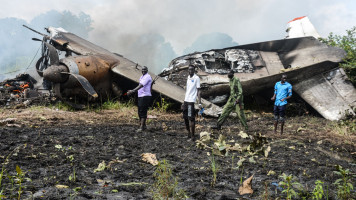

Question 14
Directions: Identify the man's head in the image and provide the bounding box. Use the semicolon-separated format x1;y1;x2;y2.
228;70;234;79
188;65;195;77
142;66;148;75
281;74;287;83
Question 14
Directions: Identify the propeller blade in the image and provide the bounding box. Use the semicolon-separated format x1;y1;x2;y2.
44;42;59;65
32;38;42;41
53;83;62;98
62;72;98;98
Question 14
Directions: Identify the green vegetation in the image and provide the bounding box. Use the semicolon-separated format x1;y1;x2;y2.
333;165;354;200
100;98;135;110
55;145;77;183
28;105;47;111
68;167;76;183
312;180;325;200
279;173;302;200
151;160;187;200
100;99;121;110
239;166;244;186
154;97;172;113
51;98;136;112
209;152;218;187
330;118;356;136
14;165;25;200
0;145;29;200
320;26;356;86
54;101;76;111
0;167;5;199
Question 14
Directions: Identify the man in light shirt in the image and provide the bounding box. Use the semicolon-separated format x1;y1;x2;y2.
182;65;202;141
127;66;152;132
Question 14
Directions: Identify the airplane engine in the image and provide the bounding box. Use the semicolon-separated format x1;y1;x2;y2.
42;55;119;98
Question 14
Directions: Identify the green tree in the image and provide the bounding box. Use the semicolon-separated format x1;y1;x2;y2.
320;27;356;86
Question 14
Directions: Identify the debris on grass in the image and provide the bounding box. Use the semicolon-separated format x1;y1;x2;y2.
239;175;254;195
0;118;18;126
141;153;158;166
267;170;276;176
238;131;249;139
55;185;69;189
94;161;106;172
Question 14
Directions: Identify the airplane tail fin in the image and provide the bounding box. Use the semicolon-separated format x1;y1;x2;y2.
286;16;321;39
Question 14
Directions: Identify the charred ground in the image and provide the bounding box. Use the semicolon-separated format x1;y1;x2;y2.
0;105;355;199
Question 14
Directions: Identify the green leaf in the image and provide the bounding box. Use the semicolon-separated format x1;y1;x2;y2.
248;156;256;164
334;179;342;184
16;165;22;175
237;158;245;167
279;181;287;186
347;183;353;189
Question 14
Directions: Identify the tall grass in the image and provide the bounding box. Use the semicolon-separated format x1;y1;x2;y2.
151;160;187;199
100;98;135;110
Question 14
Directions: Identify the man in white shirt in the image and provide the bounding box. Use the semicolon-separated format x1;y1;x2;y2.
182;65;202;141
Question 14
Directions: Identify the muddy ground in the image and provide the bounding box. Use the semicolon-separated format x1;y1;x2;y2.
0;106;355;200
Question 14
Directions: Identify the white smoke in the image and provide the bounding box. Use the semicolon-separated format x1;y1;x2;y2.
0;0;355;77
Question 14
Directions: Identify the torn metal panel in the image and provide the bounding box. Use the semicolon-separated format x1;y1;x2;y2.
160;37;352;120
294;68;356;120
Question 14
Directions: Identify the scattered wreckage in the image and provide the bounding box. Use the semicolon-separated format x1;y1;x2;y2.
159;17;356;120
2;17;355;120
0;73;50;108
0;25;221;116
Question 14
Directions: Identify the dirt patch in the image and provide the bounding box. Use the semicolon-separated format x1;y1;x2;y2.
0;108;355;199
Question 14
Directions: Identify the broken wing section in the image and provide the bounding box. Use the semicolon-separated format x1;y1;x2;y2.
111;57;222;117
294;68;356;120
48;27;113;56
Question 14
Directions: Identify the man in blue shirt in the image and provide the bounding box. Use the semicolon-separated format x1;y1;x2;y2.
271;74;292;134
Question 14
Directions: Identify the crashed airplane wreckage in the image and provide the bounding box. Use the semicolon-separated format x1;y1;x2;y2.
0;25;221;116
159;36;356;120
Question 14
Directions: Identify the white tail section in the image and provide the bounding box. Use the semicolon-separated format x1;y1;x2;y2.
286;16;321;39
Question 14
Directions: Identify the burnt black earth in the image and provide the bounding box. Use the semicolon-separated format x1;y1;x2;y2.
0;115;355;199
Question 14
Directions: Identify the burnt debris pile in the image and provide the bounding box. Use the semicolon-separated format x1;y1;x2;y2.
0;73;50;107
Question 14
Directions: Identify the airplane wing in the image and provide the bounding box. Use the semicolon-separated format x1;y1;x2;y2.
111;57;222;117
293;68;356;120
48;27;113;56
47;27;222;116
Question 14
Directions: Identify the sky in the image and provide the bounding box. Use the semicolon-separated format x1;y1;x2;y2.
1;0;355;74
